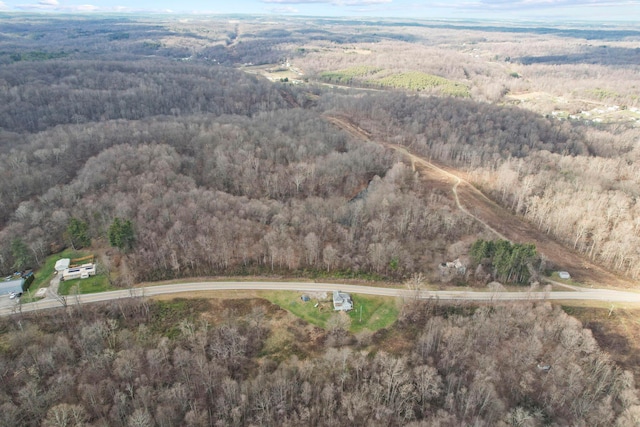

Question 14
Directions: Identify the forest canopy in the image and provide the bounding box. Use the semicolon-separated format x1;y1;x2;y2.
0;298;638;426
0;15;639;283
1;14;640;427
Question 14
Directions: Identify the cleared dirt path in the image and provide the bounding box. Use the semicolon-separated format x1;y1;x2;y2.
326;116;637;289
392;143;509;241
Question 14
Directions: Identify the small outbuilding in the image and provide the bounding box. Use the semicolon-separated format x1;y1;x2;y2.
439;258;466;275
333;291;353;311
537;364;551;372
557;271;571;280
54;258;71;272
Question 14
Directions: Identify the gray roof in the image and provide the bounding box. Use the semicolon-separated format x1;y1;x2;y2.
333;291;353;311
0;278;24;295
55;258;71;272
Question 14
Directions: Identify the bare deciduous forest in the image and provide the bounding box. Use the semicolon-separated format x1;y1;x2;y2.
1;298;639;426
1;14;640;426
1;16;639;282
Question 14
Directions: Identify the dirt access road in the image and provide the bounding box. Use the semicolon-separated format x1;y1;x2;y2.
326;116;637;290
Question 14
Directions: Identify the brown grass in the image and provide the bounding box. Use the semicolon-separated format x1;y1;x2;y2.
562;304;640;385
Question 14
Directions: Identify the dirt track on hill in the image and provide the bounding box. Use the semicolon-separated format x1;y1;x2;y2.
326;116;636;289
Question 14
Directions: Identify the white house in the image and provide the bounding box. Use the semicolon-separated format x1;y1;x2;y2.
333;291;353;311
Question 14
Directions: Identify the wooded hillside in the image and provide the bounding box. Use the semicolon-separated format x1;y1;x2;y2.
1;15;639;283
1;14;640;427
1;298;638;426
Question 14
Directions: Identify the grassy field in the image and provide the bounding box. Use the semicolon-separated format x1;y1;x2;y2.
319;67;469;97
372;71;470;97
242;64;304;83
320;65;382;84
546;271;586;288
20;248;89;303
347;294;401;333
262;290;400;333
58;274;115;295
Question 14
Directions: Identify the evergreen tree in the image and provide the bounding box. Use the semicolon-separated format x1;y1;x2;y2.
66;218;91;249
108;217;135;252
470;239;538;284
11;238;33;271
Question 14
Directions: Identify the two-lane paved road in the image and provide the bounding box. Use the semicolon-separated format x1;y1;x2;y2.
3;281;640;316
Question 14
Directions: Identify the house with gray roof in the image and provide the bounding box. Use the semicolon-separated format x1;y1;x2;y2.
333;291;353;311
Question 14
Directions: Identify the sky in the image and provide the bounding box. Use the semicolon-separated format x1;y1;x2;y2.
1;0;639;21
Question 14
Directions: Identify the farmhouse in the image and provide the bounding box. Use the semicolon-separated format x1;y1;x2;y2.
62;263;96;281
333;291;353;311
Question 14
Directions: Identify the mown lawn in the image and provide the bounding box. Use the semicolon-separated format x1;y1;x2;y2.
348;294;401;333
262;291;400;333
263;291;334;328
58;274;115;295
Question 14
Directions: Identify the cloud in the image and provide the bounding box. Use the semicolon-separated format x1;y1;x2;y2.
262;0;326;3
73;4;99;11
15;3;54;10
268;6;301;13
0;1;9;10
15;0;60;9
335;0;392;4
15;2;137;12
262;0;391;5
421;0;640;10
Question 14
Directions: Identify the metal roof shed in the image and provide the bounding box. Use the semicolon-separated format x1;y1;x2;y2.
55;258;71;272
0;278;25;295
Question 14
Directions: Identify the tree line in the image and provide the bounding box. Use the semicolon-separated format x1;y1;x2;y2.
470;239;539;284
0;60;291;133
